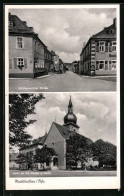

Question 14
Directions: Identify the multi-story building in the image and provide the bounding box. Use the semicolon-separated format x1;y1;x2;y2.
9;13;47;78
44;47;54;73
80;18;117;76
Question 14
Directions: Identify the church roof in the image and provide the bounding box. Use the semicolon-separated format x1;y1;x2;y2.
53;122;93;145
54;122;75;139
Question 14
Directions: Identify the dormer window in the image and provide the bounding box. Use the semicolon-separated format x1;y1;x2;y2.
110;29;114;34
9;21;13;26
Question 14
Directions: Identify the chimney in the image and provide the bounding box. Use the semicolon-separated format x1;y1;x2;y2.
29;27;34;32
113;18;116;27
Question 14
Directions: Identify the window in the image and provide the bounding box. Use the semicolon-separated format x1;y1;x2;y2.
111;60;116;69
112;41;116;52
99;42;105;52
99;61;105;69
17;58;24;66
17;37;23;48
96;61;105;70
105;61;108;70
9;21;13;26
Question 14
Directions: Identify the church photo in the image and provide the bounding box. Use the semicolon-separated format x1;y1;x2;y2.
9;93;117;177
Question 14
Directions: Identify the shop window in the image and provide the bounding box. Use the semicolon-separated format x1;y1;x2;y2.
17;37;24;49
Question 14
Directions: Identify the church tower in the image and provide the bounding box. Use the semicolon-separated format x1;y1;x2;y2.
63;96;79;132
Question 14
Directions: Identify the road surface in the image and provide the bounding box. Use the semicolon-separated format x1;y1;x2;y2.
9;71;116;92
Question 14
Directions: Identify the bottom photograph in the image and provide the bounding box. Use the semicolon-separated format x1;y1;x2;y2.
9;92;117;178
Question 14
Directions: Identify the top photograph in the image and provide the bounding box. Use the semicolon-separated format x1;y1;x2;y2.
6;5;119;92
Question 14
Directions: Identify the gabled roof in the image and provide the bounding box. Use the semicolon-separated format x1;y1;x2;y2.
9;13;46;47
80;19;116;56
54;122;75;139
33;133;48;145
91;24;116;39
53;122;91;144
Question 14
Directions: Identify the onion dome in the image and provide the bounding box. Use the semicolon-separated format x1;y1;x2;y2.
64;96;77;124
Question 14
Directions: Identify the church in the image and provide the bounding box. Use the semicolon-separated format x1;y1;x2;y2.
19;97;98;170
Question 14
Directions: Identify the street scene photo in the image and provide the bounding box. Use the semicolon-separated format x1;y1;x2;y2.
9;93;117;177
8;8;117;92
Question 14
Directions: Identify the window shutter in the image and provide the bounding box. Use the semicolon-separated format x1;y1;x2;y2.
9;59;12;69
96;42;99;52
14;58;17;68
105;42;108;52
96;61;99;70
109;42;112;52
109;61;111;70
24;58;27;68
105;61;108;70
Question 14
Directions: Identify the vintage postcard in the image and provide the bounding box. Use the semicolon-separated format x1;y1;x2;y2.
5;4;120;190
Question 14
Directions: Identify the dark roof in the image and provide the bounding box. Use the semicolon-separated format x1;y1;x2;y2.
54;122;75;139
53;122;93;145
80;19;116;56
33;133;48;145
91;24;116;39
19;134;47;150
9;13;46;47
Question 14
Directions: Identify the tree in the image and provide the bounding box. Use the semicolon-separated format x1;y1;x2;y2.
17;151;34;169
66;134;93;169
9;94;44;148
91;139;116;167
34;146;57;168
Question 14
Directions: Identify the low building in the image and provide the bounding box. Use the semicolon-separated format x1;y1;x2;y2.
9;13;47;78
19;134;47;170
80;18;116;76
9;153;19;170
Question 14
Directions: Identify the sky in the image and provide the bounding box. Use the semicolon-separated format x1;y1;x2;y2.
24;93;117;145
9;8;116;63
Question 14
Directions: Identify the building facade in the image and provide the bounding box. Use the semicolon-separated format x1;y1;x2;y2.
44;47;54;73
80;18;117;76
9;13;47;78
